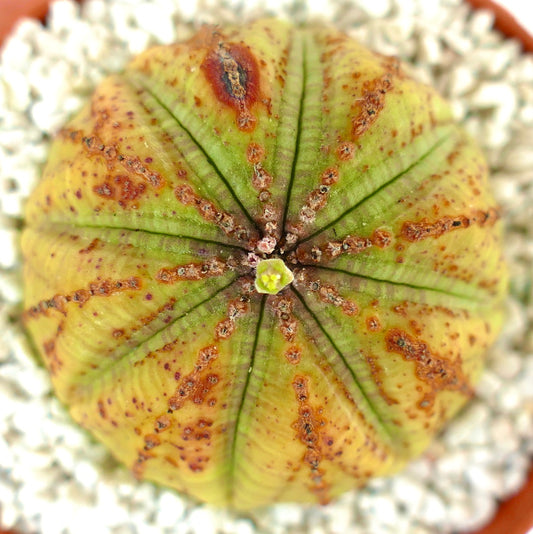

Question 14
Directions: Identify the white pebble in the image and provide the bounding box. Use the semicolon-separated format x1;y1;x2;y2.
323;502;354;533
448;64;476;96
268;504;304;527
389;475;426;516
475;370;503;403
465;464;502;496
468;9;494;37
0;35;33;67
502;453;530;494
417;491;447;525
460;493;497;532
360;0;392;18
49;0;80;34
418;33;442;64
443;402;490;447
496;385;522;414
82;0;109;23
1;68;31;112
0;435;14;469
185;507;218;534
74;459;100;490
154;491;186;527
133;4;177;44
0;499;19;529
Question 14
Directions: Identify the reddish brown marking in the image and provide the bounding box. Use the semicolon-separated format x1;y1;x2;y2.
41;327;64;376
24;277;142;320
364;353;398;406
295;234;372;264
285;345;302;365
336;142;355;161
93;175;147;209
181;418;214;442
271;295;298;343
214;295;250;341
156;259;227;284
366;316;382;332
174;183;255;245
295;271;359;317
351;74;393;139
155;415;172;433
400;208;500;242
167;346;220;411
385;328;473;410
132;449;156;479
214;318;235;340
251;164;273;190
201;42;260;132
291;375;331;505
97;400;107;419
79;238;101;254
108;298;177;353
77;131;164;188
297;173;336;227
246;142;265;164
144;434;161;450
320;167;339;186
371;229;392;248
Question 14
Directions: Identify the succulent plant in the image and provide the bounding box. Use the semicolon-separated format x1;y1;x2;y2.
22;19;507;510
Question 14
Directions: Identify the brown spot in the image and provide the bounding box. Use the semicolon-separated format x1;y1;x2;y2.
385;328;473;409
155;415;172;433
78;130;164;189
215;295;250;341
366;316;381;332
351;73;393;138
215;318;234;340
271;295;298;342
320;167;339;186
132;449;156;479
24;277;142;320
371;229;392;248
78;238;101;254
291;375;331;505
42;334;63;375
167;345;220;411
174;184;255;245
251;165;273;190
336;142;355;161
295;234;372;264
295;271;359;317
285;345;302;365
201;41;260;132
246;142;265;164
93;175;147;209
156;258;227;284
97;400;107;419
400;208;500;242
144;434;161;450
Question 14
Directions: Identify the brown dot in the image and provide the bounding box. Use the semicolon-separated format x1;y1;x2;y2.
285;346;302;365
320;167;339;185
366;316;382;332
246;142;265;164
336;142;355;161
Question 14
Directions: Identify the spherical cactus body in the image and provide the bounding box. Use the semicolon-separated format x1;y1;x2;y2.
22;19;507;510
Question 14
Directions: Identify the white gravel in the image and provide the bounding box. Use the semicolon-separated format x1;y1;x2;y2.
1;0;532;533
